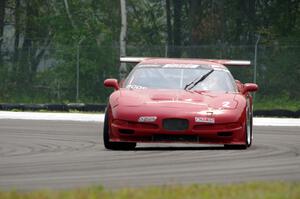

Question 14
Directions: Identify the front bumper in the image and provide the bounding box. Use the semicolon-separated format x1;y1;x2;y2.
109;119;246;145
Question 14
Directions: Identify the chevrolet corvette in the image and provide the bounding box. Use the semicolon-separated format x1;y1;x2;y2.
103;57;258;150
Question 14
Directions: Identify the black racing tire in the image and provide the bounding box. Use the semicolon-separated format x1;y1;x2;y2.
224;105;252;150
246;107;253;148
103;108;136;150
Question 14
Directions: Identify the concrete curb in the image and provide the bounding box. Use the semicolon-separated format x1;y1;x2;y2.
1;111;300;126
0;103;299;118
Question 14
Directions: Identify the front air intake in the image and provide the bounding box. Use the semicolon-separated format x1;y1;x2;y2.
217;132;233;137
153;134;198;142
163;118;189;131
119;129;135;134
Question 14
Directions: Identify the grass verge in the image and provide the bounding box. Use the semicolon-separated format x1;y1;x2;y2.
254;98;300;111
0;181;299;199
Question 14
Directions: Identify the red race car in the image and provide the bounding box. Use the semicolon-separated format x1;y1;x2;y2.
103;57;258;150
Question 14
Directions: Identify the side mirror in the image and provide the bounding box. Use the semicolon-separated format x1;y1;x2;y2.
243;83;258;93
104;79;119;90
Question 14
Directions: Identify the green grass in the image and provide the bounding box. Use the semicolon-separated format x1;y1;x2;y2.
254;98;300;111
0;181;299;199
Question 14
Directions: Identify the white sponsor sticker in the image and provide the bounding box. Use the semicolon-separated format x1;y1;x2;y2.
163;64;199;69
195;117;215;123
126;85;147;89
138;64;161;68
138;116;157;122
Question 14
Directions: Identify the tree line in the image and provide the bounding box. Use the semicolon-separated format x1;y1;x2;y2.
0;0;299;103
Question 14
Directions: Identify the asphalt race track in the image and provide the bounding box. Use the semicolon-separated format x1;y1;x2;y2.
0;119;299;190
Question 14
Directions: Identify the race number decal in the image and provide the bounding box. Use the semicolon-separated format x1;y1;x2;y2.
222;101;231;108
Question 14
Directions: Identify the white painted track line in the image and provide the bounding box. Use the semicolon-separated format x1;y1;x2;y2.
0;111;300;126
0;111;104;122
253;117;300;127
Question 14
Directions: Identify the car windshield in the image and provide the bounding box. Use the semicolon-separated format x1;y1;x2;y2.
124;65;237;92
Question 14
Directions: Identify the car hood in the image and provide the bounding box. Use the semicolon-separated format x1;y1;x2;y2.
118;88;238;110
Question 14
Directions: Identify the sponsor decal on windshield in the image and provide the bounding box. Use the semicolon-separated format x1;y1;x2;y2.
138;64;161;68
126;85;147;89
163;64;200;69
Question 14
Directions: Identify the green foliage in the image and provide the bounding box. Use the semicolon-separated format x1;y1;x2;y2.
0;0;299;104
0;0;121;103
127;0;166;46
255;96;300;111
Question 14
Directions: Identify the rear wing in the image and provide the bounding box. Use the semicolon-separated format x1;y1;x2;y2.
120;57;251;67
120;57;149;63
205;59;251;67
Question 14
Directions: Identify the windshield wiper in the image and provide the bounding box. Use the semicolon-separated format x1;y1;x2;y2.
184;69;214;90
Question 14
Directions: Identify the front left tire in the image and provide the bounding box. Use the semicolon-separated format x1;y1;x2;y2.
224;104;252;149
245;104;253;147
103;107;136;150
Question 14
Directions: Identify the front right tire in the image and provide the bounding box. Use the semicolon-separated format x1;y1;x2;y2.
103;108;136;150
